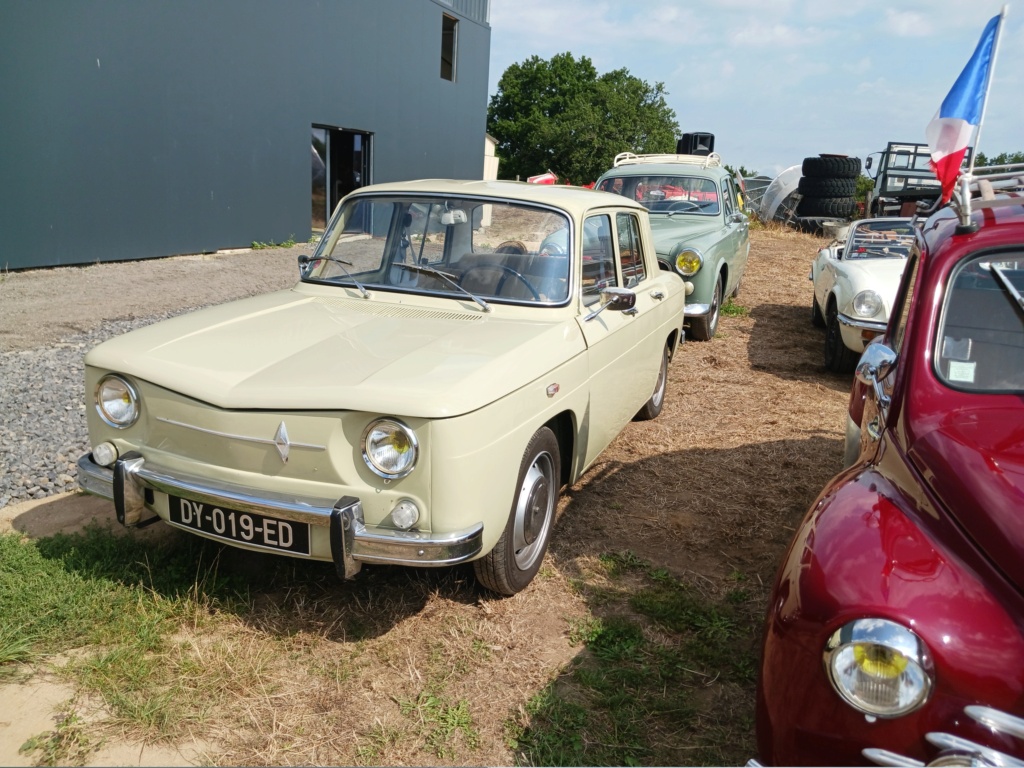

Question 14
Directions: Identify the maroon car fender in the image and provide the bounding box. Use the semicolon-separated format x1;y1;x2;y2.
757;453;1024;765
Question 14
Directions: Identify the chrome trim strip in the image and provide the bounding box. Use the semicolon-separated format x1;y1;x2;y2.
861;749;924;767
967;706;1024;741
838;313;888;333
156;417;326;463
925;733;1024;767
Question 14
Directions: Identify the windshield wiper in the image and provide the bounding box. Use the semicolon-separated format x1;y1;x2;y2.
988;264;1024;321
392;262;491;312
298;254;369;299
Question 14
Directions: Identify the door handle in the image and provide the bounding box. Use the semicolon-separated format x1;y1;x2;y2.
623;307;639;316
650;290;665;300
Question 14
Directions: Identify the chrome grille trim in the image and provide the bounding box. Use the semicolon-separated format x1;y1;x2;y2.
156;417;326;462
863;705;1024;767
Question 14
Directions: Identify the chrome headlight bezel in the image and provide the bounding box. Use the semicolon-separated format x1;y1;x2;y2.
674;247;704;277
95;374;140;429
852;290;883;318
824;618;933;718
361;418;419;480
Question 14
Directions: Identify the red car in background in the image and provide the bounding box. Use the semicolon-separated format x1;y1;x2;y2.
756;166;1024;766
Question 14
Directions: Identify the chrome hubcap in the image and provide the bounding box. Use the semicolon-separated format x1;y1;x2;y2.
513;451;555;570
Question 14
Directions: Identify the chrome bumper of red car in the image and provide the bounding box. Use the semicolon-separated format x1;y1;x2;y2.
77;452;484;578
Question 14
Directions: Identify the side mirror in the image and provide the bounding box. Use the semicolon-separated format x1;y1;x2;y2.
584;286;637;321
728;212;747;224
856;342;896;407
297;253;314;278
865;157;873;170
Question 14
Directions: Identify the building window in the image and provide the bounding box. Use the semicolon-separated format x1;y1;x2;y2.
441;14;457;81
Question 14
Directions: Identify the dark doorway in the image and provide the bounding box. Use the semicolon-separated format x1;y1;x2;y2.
311;126;372;231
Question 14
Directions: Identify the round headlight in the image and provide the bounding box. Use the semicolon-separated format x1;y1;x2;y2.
361;418;418;479
675;248;704;277
95;374;139;428
825;619;933;718
853;290;883;317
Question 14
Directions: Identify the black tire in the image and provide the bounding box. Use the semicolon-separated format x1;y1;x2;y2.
801;155;862;178
474;426;560;596
689;273;723;341
811;293;825;328
824;302;858;373
798;196;856;218
634;344;668;421
797;176;857;197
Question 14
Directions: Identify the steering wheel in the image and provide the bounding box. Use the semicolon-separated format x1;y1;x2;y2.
539;241;566;256
459;264;540;300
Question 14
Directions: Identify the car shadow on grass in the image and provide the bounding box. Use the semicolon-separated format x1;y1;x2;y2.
747;302;854;393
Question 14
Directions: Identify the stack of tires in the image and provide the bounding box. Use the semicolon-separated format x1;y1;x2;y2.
796;155;861;219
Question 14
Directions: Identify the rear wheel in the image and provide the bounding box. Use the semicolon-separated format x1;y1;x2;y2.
474;427;560;595
824;302;858;373
689;274;723;341
634;345;668;421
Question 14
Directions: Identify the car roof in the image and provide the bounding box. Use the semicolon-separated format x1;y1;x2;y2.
346;178;647;217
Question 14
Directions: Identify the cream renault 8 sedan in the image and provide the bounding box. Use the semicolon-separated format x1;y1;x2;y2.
77;179;686;594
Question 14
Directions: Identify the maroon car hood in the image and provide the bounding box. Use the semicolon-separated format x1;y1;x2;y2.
909;406;1024;591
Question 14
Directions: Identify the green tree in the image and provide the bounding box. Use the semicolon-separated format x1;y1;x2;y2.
487;53;679;185
975;150;1024;166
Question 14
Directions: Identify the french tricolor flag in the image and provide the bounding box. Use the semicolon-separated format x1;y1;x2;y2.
925;12;1004;203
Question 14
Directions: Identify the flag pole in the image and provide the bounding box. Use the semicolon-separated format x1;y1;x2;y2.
968;4;1008;175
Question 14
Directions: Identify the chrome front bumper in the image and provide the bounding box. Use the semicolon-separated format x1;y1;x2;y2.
838;312;888;333
685;301;712;317
77;452;483;578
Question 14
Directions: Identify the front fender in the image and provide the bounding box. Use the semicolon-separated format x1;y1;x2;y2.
757;460;1024;765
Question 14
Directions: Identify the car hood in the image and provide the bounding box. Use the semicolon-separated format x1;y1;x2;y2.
836;258;907;305
647;216;721;255
85;288;585;417
909;405;1024;590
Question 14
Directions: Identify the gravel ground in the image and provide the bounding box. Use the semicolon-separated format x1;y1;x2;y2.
0;313;179;508
0;247;299;510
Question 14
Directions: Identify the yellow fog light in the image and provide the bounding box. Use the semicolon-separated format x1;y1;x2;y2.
361;418;418;479
825;619;932;717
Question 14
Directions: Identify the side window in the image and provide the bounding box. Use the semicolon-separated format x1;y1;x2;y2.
890;254;920;353
441;15;457;81
581;214;616;304
616;212;646;287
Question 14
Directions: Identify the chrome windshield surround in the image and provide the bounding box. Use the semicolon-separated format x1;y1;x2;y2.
156;417;326;463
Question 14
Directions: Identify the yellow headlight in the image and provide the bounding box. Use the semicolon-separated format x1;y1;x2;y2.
675;248;703;277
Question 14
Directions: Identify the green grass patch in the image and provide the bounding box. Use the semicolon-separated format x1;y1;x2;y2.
251;235;297;249
721;298;748;317
508;551;759;766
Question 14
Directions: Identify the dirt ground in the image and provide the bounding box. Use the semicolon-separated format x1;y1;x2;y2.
0;226;850;766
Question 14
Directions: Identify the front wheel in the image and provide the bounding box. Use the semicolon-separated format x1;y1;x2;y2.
474;426;560;595
824;303;858;373
634;345;668;421
689;273;723;341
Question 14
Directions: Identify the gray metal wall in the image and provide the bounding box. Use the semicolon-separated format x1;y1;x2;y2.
0;0;491;269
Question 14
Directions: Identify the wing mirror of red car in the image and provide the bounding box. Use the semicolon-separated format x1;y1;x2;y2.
584;287;637;321
856;342;897;407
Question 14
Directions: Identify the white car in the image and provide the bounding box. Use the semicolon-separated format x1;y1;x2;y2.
809;217;916;372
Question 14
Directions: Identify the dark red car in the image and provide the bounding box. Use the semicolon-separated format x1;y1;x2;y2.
756;167;1024;766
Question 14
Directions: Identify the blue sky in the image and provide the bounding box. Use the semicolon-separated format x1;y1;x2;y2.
486;0;1022;177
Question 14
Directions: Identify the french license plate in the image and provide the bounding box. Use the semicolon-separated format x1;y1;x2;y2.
168;495;311;556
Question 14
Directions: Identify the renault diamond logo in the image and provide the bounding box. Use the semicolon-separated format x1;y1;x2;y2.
273;421;291;463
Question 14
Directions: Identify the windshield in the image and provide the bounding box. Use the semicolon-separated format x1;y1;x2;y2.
597;175;720;215
936;252;1024;393
303;195;572;304
845;220;916;259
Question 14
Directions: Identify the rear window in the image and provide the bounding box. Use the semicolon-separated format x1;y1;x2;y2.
936;251;1024;393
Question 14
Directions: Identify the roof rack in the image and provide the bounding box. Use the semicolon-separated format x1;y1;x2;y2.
613;151;722;169
951;161;1024;228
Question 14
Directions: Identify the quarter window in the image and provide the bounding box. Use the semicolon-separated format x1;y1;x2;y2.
581;214;616;304
616;213;646;287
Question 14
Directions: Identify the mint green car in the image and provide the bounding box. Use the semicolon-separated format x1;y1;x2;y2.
77;180;686;595
596;152;750;340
